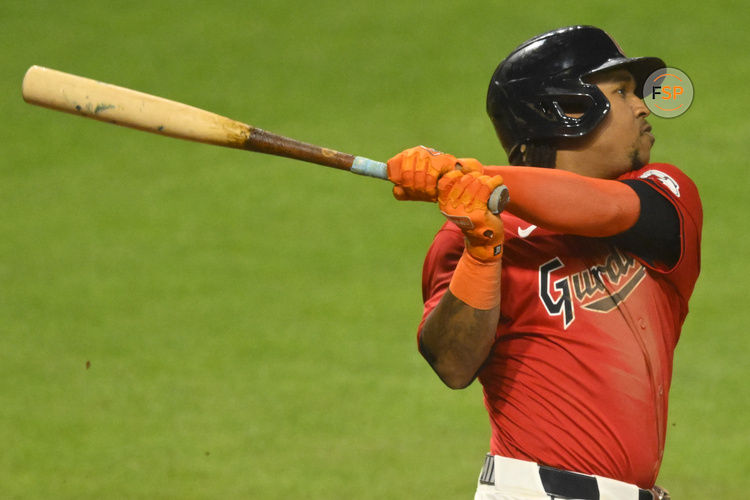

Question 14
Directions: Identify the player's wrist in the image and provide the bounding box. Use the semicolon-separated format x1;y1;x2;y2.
464;225;504;262
449;249;502;310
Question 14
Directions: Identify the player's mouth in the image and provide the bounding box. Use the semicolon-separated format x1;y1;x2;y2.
641;123;654;143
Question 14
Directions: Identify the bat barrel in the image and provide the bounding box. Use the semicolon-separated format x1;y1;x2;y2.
22;66;253;149
22;65;359;172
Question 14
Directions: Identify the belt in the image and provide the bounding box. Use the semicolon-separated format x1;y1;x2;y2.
479;454;655;500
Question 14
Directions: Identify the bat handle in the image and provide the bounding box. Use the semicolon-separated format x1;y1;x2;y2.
350;156;509;214
350;156;389;180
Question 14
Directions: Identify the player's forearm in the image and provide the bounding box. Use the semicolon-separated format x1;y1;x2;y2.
419;289;499;389
483;165;640;237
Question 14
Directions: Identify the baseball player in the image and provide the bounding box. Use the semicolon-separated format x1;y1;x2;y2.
387;26;701;500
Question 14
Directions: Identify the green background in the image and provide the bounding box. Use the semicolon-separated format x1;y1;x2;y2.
2;1;748;498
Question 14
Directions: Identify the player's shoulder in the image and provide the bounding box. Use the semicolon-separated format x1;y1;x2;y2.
619;162;700;202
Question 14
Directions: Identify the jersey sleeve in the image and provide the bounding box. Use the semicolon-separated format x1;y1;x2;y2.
608;179;680;268
418;222;465;338
619;163;703;304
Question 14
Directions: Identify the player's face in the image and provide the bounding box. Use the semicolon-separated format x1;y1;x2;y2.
557;69;653;179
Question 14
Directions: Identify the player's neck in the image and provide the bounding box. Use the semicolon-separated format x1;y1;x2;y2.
555;149;627;179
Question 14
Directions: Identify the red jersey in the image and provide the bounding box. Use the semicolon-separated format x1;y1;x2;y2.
419;163;702;489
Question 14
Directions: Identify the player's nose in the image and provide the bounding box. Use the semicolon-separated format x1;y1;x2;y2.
634;96;650;118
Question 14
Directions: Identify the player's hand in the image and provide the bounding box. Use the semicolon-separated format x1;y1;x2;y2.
387;146;484;202
438;171;505;262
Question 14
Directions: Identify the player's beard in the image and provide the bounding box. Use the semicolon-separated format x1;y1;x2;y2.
630;127;655;170
629;135;652;171
629;148;645;170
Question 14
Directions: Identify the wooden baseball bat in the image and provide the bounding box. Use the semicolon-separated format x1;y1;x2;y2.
21;65;508;213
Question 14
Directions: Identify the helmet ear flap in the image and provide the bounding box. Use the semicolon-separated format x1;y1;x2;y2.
538;93;597;127
537;82;610;139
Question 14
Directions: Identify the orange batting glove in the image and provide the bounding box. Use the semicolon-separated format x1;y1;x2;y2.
387;146;484;202
438;171;505;262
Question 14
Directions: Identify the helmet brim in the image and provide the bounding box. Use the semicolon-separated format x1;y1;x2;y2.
586;56;666;98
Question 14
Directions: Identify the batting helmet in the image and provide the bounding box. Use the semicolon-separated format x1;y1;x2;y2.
487;25;665;166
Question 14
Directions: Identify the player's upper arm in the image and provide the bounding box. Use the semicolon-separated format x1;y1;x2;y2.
418;224;464;336
607;179;680;269
614;163;703;308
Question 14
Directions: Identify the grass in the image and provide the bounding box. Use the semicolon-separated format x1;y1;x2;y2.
2;0;748;498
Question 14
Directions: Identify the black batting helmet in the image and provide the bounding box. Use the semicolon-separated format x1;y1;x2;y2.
486;25;665;166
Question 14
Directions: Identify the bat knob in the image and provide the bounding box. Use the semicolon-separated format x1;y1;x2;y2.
488;185;509;215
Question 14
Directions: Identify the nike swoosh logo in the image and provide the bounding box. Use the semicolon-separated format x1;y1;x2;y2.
517;225;537;238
